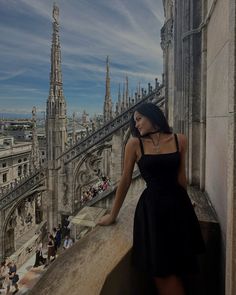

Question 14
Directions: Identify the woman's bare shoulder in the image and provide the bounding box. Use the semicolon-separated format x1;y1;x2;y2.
176;133;187;150
125;137;140;154
126;137;140;146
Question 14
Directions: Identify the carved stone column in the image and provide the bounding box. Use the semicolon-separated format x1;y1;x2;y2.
46;169;58;232
110;130;123;184
0;210;4;261
226;1;236;293
161;1;174;126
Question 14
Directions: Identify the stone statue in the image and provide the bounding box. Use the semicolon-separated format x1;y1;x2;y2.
53;4;59;24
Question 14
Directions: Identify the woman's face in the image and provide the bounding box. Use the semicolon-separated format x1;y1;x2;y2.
134;111;156;136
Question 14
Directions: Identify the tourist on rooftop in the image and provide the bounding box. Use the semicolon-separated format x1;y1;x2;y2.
55;226;62;249
63;236;73;250
33;242;46;267
52;228;58;253
45;234;56;267
62;217;70;238
8;261;19;294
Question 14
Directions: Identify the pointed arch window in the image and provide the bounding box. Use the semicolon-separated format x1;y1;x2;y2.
18;165;22;176
23;164;27;175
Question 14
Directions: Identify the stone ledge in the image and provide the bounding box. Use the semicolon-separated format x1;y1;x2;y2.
28;178;143;295
188;186;218;223
28;179;221;295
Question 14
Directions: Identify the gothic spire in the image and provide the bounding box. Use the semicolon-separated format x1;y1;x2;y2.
46;3;67;164
137;81;141;98
118;83;121;104
125;75;129;108
47;2;66;118
103;56;112;122
30;106;40;170
105;55;111;99
72;112;76;145
122;82;125;111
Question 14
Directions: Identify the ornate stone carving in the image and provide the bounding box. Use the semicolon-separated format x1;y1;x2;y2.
53;4;59;24
62;182;69;206
8;212;17;229
0;86;164;215
77;154;103;186
59;86;164;165
161;18;173;50
0;168;46;209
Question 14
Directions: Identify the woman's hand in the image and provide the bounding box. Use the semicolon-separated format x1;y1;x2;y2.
96;214;116;226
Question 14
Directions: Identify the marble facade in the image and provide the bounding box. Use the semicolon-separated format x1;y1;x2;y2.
162;0;236;293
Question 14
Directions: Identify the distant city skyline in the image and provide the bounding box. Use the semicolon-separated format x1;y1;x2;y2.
0;0;164;117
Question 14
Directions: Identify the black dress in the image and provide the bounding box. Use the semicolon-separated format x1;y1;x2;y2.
131;133;205;277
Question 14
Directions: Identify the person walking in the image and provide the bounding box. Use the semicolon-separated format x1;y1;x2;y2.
97;103;205;295
63;236;73;250
8;261;19;294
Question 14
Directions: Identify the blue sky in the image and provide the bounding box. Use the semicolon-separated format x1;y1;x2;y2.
0;0;164;117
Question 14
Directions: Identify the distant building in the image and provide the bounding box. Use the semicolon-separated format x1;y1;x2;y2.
0;136;31;189
6;129;32;141
0;120;32;129
0;119;33;141
82;110;89;126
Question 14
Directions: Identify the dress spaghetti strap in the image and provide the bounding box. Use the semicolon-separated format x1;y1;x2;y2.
174;133;179;152
138;137;144;155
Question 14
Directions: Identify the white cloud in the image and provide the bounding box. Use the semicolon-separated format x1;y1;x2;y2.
0;0;164;115
0;69;27;81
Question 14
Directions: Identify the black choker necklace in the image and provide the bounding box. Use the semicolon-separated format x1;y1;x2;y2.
141;130;161;137
148;130;161;135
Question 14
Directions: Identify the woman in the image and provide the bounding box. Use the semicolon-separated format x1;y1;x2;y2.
97;103;205;295
34;242;46;267
46;235;56;266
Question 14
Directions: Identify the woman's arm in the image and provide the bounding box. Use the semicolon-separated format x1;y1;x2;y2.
177;134;188;190
97;137;138;226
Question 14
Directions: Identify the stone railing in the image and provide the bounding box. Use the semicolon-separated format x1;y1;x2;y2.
0;84;164;206
82;169;141;209
57;85;165;165
0;168;46;209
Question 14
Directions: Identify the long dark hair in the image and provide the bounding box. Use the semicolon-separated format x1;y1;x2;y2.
130;103;172;137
